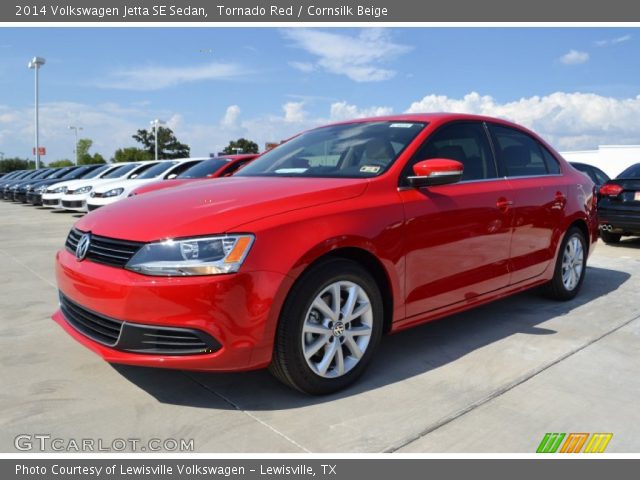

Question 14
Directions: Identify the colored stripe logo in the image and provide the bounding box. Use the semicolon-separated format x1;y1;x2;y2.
537;433;612;453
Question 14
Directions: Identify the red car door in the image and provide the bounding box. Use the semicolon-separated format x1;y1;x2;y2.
488;124;567;284
398;121;514;319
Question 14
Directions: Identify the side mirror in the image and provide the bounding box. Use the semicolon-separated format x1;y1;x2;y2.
407;159;464;188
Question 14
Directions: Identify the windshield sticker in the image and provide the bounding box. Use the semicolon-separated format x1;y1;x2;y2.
274;168;308;174
390;123;415;128
360;165;381;173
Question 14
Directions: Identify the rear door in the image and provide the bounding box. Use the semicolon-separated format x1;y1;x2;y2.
488;123;567;284
399;121;513;318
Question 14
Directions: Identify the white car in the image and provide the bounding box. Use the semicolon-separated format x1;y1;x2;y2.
86;158;206;211
41;164;120;208
59;161;156;212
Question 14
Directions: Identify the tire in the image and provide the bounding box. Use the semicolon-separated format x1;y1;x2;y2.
544;227;587;301
600;230;621;244
269;259;384;395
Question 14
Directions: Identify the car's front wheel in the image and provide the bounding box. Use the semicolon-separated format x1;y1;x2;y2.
544;226;587;300
270;259;383;395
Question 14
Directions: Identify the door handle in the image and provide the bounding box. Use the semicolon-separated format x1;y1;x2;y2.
496;198;514;210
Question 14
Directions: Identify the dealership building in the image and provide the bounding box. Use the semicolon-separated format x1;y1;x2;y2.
560;145;640;178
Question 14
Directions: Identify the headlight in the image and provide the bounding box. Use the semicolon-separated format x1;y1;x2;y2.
51;186;68;194
102;188;124;198
126;234;255;276
36;185;48;193
73;185;92;195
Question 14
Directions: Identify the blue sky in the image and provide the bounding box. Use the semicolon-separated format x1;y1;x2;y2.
1;27;640;162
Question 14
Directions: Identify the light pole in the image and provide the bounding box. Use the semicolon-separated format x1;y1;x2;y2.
150;119;165;161
233;147;243;155
28;56;45;169
68;125;83;165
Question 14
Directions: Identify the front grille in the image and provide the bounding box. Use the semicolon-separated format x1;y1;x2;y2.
59;293;122;346
61;200;83;208
58;292;221;355
43;198;60;206
65;228;143;268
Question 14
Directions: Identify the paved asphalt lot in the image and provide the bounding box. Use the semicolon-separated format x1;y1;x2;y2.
1;201;639;453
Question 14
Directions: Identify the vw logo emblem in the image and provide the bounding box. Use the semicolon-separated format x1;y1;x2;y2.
332;321;345;337
75;233;91;261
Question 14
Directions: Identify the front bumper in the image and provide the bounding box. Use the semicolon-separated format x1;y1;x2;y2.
27;192;43;205
54;248;288;371
86;195;123;211
60;194;88;212
42;193;63;208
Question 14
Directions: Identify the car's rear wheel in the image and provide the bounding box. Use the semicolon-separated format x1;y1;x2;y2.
269;259;383;395
600;230;622;244
544;227;587;300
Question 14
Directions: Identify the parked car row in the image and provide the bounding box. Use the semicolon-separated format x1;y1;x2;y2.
1;154;258;212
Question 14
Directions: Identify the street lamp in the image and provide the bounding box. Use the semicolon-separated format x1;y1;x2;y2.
28;56;46;169
233;147;243;154
150;119;165;161
68;125;83;165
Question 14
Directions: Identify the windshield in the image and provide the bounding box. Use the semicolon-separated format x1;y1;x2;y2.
178;159;229;178
82;164;111;179
237;121;427;178
103;163;139;179
618;163;640;178
136;161;179;179
49;168;75;179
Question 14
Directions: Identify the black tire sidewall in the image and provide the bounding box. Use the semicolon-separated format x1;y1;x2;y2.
275;259;384;395
552;227;587;299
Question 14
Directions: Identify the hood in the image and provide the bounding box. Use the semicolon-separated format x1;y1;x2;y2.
133;178;202;196
93;177;159;194
49;178;98;191
69;176;131;192
76;176;369;242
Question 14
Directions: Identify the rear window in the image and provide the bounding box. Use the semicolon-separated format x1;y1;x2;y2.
617;163;640;179
490;125;550;177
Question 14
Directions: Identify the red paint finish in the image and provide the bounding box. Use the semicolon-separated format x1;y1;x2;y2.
53;113;597;371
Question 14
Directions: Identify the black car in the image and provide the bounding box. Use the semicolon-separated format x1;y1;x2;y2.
598;162;640;244
5;169;55;201
25;164;103;206
570;162;610;189
1;170;40;199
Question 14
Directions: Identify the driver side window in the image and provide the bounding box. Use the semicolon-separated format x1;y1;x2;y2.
402;121;498;185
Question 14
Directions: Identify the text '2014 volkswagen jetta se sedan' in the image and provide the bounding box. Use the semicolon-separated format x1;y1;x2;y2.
53;114;598;394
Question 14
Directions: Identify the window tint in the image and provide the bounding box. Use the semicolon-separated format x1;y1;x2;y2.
539;145;561;174
178;159;228;178
165;161;200;178
592;166;610;185
617;163;640;179
490;125;549;177
404;121;497;183
103;163;138;179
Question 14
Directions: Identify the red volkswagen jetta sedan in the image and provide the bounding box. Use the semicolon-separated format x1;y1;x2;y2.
54;114;598;394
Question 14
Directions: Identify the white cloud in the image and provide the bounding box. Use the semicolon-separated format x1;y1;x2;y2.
97;62;247;90
559;49;590;65
329;101;393;121
596;34;631;47
289;61;315;73
283;102;307;123
282;28;411;82
406;91;640;150
221;105;241;127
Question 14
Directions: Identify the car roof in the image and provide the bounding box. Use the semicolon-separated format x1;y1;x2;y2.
325;112;525;129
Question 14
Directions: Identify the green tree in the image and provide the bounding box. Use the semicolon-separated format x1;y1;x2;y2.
0;158;35;173
112;147;154;163
132;126;190;159
75;138;106;165
48;159;74;167
222;138;259;155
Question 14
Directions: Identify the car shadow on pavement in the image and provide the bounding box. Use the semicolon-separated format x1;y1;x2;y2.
112;265;630;409
605;237;640;249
